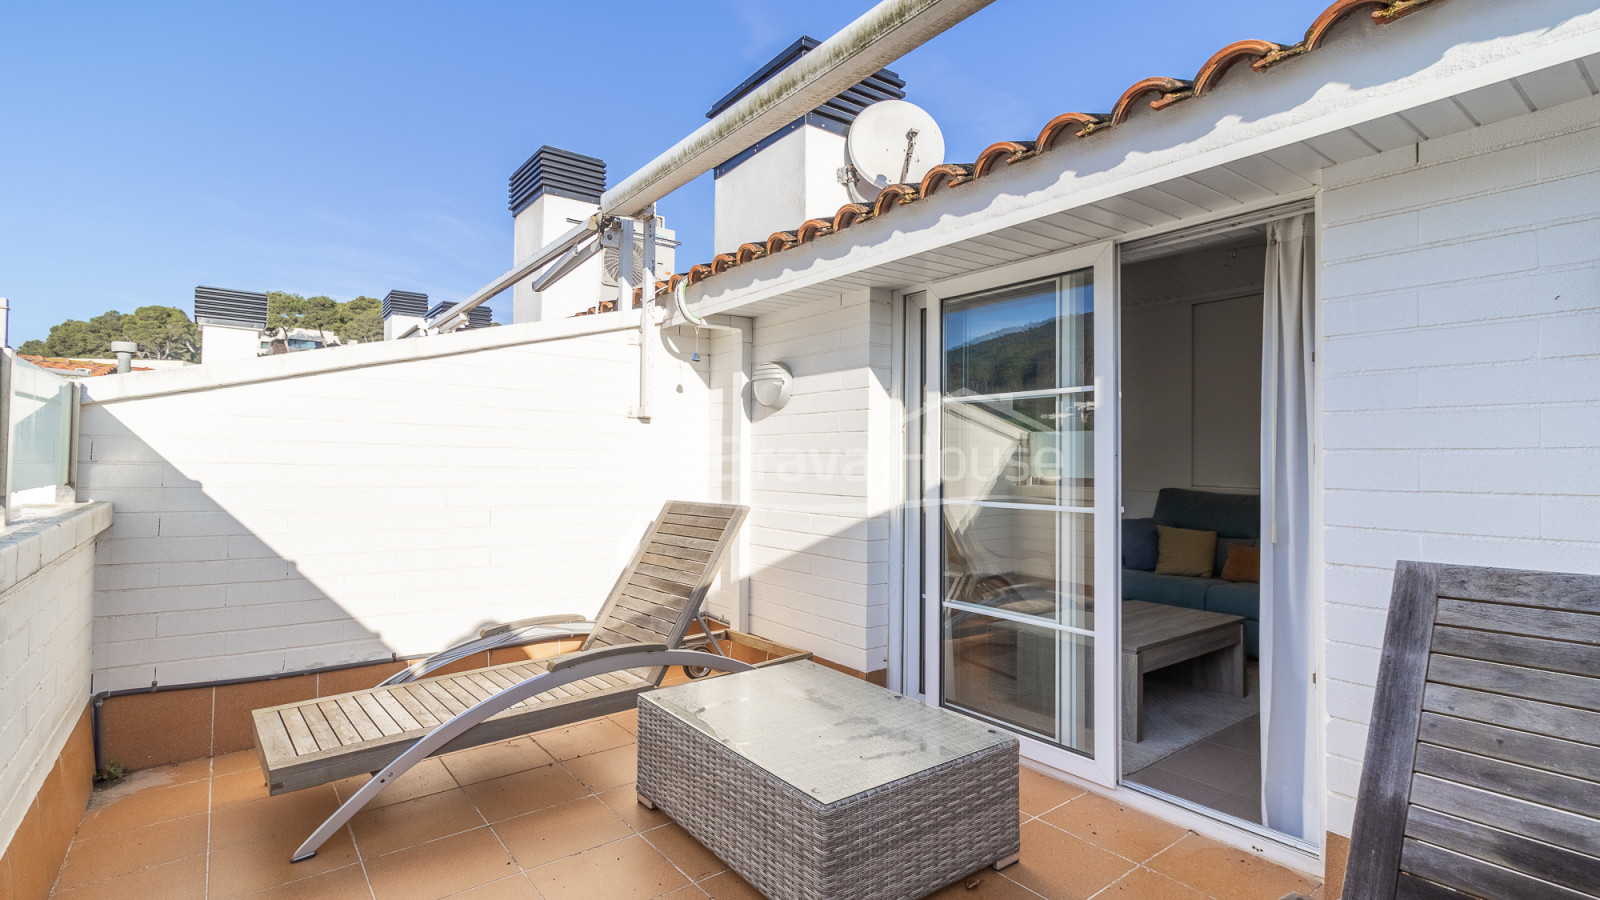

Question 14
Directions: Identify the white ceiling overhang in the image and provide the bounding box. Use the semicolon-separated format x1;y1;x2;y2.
673;0;1600;320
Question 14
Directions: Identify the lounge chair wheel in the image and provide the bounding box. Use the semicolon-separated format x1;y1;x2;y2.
683;645;722;679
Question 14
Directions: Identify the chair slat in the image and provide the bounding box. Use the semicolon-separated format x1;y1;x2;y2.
1400;838;1595;900
1418;713;1600;783
280;709;320;756
300;704;343;751
374;691;422;732
1409;773;1600;859
628;573;692;598
639;552;703;574
335;696;385;741
656;522;724;541
354;693;404;737
1437;566;1600;611
649;532;719;553
1423;683;1600;745
1435;598;1600;644
1427;655;1600;713
317;701;365;745
1395;872;1476;899
1413;744;1600;818
634;562;698;586
389;687;440;729
1405;805;1600;897
1430;625;1600;679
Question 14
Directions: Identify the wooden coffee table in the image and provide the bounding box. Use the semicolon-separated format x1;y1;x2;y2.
1122;599;1246;742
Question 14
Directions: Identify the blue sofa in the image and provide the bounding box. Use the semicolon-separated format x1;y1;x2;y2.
1122;488;1261;657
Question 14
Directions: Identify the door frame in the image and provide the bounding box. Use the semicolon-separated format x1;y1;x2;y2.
915;240;1121;788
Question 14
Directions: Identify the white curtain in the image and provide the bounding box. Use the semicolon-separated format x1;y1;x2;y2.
1260;214;1318;839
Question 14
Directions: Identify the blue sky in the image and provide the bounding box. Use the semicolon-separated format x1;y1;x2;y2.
1;1;1337;342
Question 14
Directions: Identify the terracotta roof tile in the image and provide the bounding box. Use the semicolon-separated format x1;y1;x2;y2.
585;0;1453;315
21;356;152;376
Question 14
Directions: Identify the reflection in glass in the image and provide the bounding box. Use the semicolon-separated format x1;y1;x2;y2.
1062;269;1094;389
943;610;1094;753
9;356;74;495
942;396;1058;505
943;506;1093;630
945;280;1056;396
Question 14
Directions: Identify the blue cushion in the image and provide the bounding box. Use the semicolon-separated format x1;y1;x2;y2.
1122;569;1209;611
1154;488;1260;540
1205;581;1260;659
1122;518;1158;571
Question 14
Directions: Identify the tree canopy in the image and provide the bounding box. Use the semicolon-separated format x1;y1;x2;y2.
17;306;199;361
266;292;383;345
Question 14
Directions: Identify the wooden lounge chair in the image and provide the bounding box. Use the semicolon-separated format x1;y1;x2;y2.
1343;561;1600;899
250;500;759;862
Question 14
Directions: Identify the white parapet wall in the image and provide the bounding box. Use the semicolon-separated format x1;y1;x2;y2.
0;503;112;852
78;315;717;692
1318;91;1600;836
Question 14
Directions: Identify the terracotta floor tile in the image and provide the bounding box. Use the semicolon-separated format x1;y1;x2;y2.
442;737;556;786
74;778;210;839
245;863;372;899
350;787;486;858
922;870;1044;899
1095;866;1208;900
365;827;518;900
49;855;206;900
525;834;688;900
209;785;340;851
214;749;261;776
639;822;728;881
598;784;672;832
1040;791;1189;864
609;709;640;735
697;870;765;900
1146;833;1319;900
464;764;588;823
150;757;213;785
452;873;542;898
1003;819;1135;900
333;757;460;810
212;768;273;809
534;718;635;761
1018;766;1084;818
55;813;208;890
562;743;638;792
659;887;710;899
493;796;632;870
207;825;359;898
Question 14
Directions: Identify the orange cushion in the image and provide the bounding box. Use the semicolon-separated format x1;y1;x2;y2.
1221;545;1261;583
1155;526;1217;578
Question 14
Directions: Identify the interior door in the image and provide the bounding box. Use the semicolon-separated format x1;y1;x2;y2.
923;242;1119;786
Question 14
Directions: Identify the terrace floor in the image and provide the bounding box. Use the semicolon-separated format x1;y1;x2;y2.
48;709;1323;900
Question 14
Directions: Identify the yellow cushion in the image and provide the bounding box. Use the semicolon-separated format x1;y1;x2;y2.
1155;526;1218;578
1220;545;1261;583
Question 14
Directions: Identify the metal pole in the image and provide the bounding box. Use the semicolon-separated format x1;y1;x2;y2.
403;0;996;332
601;0;998;218
636;210;657;421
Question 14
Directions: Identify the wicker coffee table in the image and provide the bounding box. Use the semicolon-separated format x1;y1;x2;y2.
636;661;1020;900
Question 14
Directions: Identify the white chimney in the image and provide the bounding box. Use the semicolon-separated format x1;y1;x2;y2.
382;290;428;340
710;37;906;254
193;286;268;363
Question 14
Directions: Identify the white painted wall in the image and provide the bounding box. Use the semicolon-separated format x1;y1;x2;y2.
513;193;606;323
1319;91;1600;836
713;125;851;255
79;317;717;692
1121;248;1264;518
0;504;111;851
743;288;894;673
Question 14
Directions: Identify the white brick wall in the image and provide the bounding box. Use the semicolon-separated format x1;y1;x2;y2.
0;503;111;851
80;321;716;692
1319;91;1600;836
745;289;895;672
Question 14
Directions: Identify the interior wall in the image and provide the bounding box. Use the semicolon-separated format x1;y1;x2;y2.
1121;241;1265;517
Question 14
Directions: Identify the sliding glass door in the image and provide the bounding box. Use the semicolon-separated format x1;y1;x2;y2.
925;243;1118;785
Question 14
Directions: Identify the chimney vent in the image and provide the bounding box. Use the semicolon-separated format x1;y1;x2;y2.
509;146;606;215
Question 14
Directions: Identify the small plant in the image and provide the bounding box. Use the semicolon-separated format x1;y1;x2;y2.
94;759;127;784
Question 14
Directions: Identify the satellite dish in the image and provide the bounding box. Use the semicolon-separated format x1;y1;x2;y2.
844;99;945;202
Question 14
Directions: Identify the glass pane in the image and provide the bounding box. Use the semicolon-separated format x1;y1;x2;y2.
942;505;1093;630
1061;268;1094;389
945;279;1056;396
942;396;1059;505
943;610;1094;753
9;357;73;494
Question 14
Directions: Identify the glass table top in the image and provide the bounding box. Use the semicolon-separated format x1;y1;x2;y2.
642;660;1015;805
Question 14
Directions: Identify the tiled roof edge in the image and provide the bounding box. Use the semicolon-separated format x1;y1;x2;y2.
580;0;1452;315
